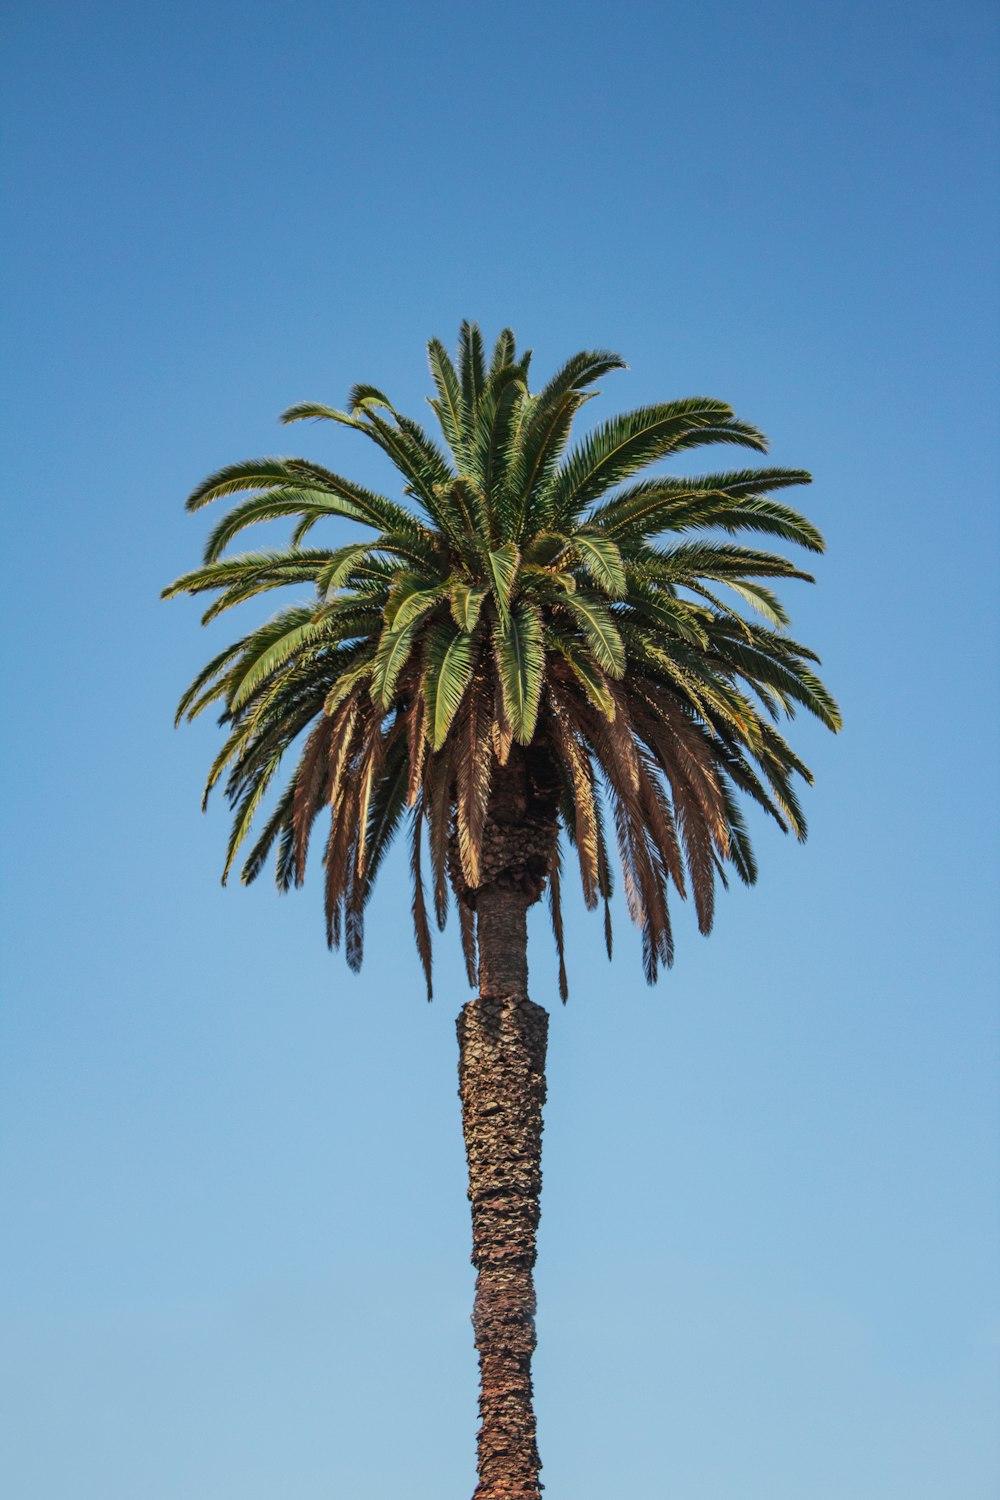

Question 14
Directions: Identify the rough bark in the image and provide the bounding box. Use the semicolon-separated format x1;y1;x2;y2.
458;959;547;1493
456;746;558;1497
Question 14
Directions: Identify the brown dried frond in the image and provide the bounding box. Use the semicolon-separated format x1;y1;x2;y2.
405;689;427;807
353;716;387;891
317;695;368;943
633;747;686;899
610;789;645;930
658;706;728;854
640;821;675;972
634;690;727;931
323;777;355;949
291;717;333;886
424;742;455;930
595;802;614;959
666;768;716;934
546;692;600;909
631;723;717;932
490;659;514;765
611;791;672;982
458;897;477;988
409;806;433;1000
575;692;640;811
632;815;672;975
547;835;569;1002
454;669;493;888
633;684;730;856
325;696;362;824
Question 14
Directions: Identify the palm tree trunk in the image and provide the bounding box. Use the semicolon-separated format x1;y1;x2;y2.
457;881;548;1499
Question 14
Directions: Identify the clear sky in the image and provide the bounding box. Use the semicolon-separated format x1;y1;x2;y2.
2;1;997;1496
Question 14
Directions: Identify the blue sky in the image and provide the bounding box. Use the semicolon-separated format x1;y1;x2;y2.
2;1;998;1496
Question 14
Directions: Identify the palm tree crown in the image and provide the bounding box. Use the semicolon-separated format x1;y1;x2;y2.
165;323;840;997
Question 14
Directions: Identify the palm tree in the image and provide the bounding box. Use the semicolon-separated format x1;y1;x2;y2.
164;323;839;1499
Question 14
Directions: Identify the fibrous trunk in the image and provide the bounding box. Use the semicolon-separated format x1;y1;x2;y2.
457;882;548;1498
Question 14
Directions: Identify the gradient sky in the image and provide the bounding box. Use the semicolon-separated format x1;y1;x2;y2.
2;2;998;1496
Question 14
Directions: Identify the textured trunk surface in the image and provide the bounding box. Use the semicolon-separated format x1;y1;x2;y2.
457;882;548;1499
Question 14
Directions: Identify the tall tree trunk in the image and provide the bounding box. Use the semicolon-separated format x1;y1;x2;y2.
457;881;548;1498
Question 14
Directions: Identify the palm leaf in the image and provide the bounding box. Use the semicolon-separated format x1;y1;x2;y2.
451;581;488;631
551;635;615;718
485;543;520;619
174;639;248;725
559;594;625;677
426;337;466;455
186;457;300;511
547;399;768;524
459;320;486;426
423;624;477;750
494;600;544;743
372;620;422;707
571;533;626;597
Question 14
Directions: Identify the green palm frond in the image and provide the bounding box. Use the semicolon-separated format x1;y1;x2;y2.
426;338;465;456
423;623;477;750
201;490;352;562
570;533;627;597
588;467;818;546
485;543;520;620
488;328;517;379
372;620;421;706
459;320;486;427
559;593;625;677
546;399;768;526
451;582;488;631
494;599;545;743
186;457;302;511
473;366;526;535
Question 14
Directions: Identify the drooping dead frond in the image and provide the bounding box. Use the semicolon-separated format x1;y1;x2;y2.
546;692;600;909
410;807;434;1001
424;741;455;931
292;718;333;886
547;836;569;1003
458;897;478;989
454;674;493;887
406;687;427;807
